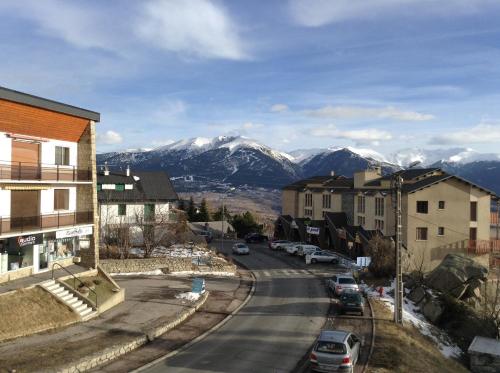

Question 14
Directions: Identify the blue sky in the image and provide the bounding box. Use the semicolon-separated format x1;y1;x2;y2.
1;0;500;155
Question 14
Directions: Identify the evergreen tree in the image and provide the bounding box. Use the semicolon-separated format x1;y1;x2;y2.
178;199;186;211
187;196;196;222
212;205;230;221
231;211;262;238
198;198;211;222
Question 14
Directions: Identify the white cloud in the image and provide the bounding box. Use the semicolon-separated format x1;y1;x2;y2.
288;0;491;27
97;130;123;145
429;123;500;145
136;0;248;60
270;104;289;113
311;124;392;146
242;122;263;130
307;105;434;121
152;100;187;121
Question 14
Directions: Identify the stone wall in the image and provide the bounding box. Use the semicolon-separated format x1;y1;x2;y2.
100;257;194;274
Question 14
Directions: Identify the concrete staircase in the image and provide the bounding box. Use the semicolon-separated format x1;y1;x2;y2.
41;279;97;321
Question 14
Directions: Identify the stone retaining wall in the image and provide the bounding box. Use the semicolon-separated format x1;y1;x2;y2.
100;257;193;274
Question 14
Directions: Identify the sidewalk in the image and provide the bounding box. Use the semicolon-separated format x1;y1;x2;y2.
0;272;244;373
0;264;88;294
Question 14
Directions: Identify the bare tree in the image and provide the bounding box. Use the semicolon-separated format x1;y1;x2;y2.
481;268;500;338
134;204;173;258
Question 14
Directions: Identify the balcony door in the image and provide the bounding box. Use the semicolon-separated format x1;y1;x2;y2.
10;190;40;230
12;140;41;180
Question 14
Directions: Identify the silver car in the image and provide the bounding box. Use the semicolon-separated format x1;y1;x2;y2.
309;250;339;264
310;330;361;372
327;274;360;296
232;243;250;255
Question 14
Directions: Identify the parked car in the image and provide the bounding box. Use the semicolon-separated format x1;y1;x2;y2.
339;291;365;316
232;243;250;255
269;240;291;250
286;244;301;255
310;330;361;372
198;230;213;243
279;241;306;251
309;250;339;264
297;244;321;257
245;233;268;243
327;274;359;296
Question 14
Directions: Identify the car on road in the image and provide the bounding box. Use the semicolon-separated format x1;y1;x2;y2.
268;240;291;250
245;233;268;243
232;243;250;255
296;244;321;257
327;274;359;296
339;291;365;316
309;250;339;264
310;330;361;372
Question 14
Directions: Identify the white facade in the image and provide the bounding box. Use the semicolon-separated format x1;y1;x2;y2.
99;202;172;226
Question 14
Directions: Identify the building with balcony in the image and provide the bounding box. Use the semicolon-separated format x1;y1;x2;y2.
278;167;499;271
97;166;178;245
0;86;100;282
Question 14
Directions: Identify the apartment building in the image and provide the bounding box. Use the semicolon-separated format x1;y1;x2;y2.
0;87;100;282
279;167;499;270
98;166;178;245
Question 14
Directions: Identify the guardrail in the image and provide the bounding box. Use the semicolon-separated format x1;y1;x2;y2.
0;210;93;235
0;161;91;182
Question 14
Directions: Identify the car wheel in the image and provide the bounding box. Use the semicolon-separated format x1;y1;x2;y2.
311;258;317;263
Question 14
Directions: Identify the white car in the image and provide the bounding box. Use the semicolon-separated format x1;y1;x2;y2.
269;240;291;250
296;244;321;257
232;243;250;255
327;274;359;296
309;250;339;264
286;244;301;255
280;241;306;252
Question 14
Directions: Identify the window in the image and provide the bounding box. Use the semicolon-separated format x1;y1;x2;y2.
54;189;69;210
144;203;155;220
416;201;428;214
470;201;477;221
438;201;445;210
55;146;70;166
438;227;445;236
322;211;327;218
118;204;127;216
305;193;313;207
416;227;428;241
97;184;102;191
375;197;384;216
357;215;365;226
375;219;384;231
115;183;125;191
322;194;331;209
357;195;365;213
304;209;313;217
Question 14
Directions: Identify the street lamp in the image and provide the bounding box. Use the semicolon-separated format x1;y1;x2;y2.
221;187;236;252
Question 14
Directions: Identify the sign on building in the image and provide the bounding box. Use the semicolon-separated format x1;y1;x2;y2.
306;226;320;235
9;233;43;249
56;226;93;239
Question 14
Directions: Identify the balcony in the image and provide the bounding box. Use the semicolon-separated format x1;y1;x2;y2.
0;161;92;182
468;239;500;254
0;211;93;235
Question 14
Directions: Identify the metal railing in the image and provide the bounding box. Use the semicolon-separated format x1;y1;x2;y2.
0;161;92;182
0;210;93;235
52;262;98;309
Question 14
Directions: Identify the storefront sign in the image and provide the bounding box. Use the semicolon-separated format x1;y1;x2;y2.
9;233;43;249
306;226;320;235
56;226;93;239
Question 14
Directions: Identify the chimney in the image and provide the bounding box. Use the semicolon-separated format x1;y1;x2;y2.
330;171;335;177
126;164;130;177
104;162;110;176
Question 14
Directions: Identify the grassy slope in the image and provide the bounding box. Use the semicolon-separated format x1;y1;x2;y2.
0;287;78;341
368;300;469;373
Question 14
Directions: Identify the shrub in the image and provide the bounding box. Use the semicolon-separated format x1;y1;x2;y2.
366;235;395;277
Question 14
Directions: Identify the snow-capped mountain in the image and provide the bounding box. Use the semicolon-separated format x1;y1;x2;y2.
389;147;500;167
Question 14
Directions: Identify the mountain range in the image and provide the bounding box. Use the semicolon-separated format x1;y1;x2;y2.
97;135;500;194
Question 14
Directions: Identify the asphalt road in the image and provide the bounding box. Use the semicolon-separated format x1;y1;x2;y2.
140;240;332;373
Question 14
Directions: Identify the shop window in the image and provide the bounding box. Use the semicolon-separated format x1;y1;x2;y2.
54;189;69;210
115;183;125;191
118;204;127;216
416;201;428;214
416;227;428;241
55;146;70;166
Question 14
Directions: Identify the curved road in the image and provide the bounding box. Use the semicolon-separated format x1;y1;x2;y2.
141;241;331;373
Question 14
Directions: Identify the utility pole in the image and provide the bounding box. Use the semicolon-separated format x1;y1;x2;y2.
221;196;225;253
496;199;499;241
394;174;404;324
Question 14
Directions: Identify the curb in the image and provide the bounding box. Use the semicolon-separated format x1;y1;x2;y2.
48;291;210;373
361;296;376;373
131;262;256;373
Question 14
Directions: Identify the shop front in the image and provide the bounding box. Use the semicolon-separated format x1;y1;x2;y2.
43;226;93;267
0;233;43;274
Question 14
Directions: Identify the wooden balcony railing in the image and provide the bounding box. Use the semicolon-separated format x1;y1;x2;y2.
0;161;92;182
468;239;500;254
0;211;93;235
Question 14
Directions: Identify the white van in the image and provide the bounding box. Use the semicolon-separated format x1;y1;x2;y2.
296;244;321;257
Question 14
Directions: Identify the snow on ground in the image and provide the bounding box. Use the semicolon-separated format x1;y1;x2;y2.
367;281;462;358
110;270;164;276
168;270;235;277
175;291;202;302
131;245;212;258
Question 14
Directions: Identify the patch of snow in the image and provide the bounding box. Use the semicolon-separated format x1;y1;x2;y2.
168;271;235;277
367;281;462;359
176;291;202;301
110;269;164;276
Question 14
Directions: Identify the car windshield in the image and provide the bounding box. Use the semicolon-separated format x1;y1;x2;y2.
341;293;362;303
237;244;246;248
339;278;356;284
315;341;346;354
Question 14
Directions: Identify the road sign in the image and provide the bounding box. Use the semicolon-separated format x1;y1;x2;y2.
192;278;206;294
